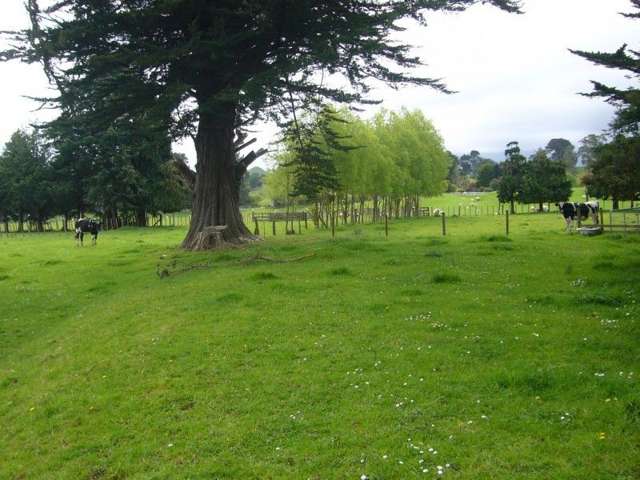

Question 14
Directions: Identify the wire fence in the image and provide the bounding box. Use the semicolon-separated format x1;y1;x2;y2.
1;199;637;235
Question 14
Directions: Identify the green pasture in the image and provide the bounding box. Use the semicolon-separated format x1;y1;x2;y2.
1;215;639;479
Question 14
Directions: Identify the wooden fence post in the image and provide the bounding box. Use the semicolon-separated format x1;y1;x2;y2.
384;213;389;239
331;207;336;239
600;209;604;230
442;212;446;236
610;209;613;229
506;210;510;236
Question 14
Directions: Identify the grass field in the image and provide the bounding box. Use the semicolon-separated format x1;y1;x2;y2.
1;215;639;479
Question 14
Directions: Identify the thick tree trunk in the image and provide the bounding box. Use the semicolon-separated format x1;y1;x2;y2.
136;209;148;227
182;104;256;250
373;195;379;223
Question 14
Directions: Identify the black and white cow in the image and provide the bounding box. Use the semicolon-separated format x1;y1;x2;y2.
557;201;599;231
75;218;100;246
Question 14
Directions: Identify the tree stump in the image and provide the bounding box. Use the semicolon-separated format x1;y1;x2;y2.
192;225;228;250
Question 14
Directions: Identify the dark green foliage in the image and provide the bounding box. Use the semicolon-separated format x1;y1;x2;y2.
520;149;572;207
0;129;55;231
546;138;578;170
582;134;640;205
476;159;501;188
496;141;527;213
578;134;608;167
571;1;640;133
459;150;492;176
445;151;462;191
495;144;572;211
282;106;352;198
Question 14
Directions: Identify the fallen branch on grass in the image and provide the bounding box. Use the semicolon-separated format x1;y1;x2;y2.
156;261;213;279
239;253;316;265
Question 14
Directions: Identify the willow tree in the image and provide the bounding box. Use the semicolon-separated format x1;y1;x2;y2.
1;0;520;249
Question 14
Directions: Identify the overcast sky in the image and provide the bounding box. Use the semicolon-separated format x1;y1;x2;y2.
0;0;637;167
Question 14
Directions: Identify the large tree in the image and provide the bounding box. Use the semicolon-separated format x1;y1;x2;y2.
2;0;520;248
496;141;526;213
571;0;640;207
577;133;609;167
459;150;491;177
582;135;640;209
520;149;572;211
545;138;577;170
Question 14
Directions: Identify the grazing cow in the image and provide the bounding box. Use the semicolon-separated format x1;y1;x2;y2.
432;208;443;217
557;201;599;231
75;218;100;246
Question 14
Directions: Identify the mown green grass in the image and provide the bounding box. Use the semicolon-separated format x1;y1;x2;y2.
1;216;639;479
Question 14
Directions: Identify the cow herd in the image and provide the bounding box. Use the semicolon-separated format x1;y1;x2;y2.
556;201;600;232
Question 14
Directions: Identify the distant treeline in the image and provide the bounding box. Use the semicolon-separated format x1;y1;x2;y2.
0;127;191;232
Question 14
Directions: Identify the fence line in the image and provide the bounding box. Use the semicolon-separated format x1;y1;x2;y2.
2;200;638;235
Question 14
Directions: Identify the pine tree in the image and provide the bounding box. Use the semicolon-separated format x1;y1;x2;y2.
2;0;520;248
570;1;640;133
571;0;640;206
496;141;527;214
